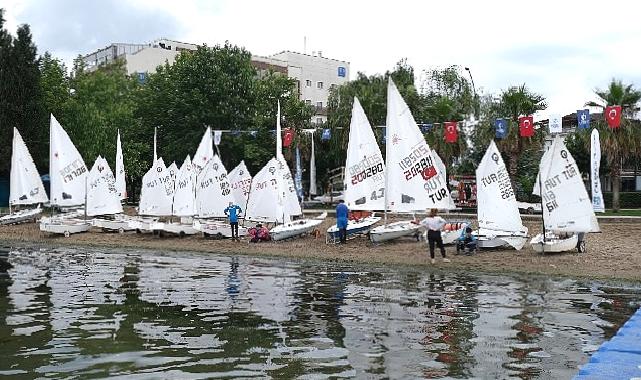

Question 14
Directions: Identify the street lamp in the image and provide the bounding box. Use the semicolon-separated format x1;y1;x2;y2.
464;67;479;119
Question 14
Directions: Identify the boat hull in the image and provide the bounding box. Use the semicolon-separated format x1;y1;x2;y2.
369;220;421;243
39;217;91;237
530;233;579;253
92;216;136;233
0;207;42;225
193;220;248;238
326;216;381;243
150;221;199;236
271;218;324;241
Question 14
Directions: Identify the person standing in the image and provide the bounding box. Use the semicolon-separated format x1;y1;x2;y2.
224;201;242;241
420;208;450;264
335;200;349;244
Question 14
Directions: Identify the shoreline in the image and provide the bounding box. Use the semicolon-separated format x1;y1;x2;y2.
2;219;641;282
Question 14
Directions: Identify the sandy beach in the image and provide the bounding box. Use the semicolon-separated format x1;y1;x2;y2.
1;217;641;282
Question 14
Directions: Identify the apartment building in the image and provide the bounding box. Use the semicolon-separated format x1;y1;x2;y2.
269;51;350;125
81;40;350;124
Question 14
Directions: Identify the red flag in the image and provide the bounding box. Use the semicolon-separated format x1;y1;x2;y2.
283;128;294;147
519;116;534;137
605;105;622;128
444;121;458;143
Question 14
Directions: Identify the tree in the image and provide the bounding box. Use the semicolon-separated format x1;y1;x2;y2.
0;9;14;176
584;79;641;211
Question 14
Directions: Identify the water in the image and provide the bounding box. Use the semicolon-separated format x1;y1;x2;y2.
1;247;640;379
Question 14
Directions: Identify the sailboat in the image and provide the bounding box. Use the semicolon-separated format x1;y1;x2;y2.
192;154;248;238
326;98;382;243
0;128;48;225
475;141;528;249
369;80;453;243
530;135;599;253
92;131;136;232
431;151;468;244
246;101;326;241
39;115;91;236
151;156;199;236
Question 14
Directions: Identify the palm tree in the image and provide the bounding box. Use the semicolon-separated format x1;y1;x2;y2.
585;79;641;211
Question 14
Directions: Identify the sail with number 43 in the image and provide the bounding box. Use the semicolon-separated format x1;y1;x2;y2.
228;160;252;209
86;156;123;216
344;97;386;210
245;157;284;223
384;80;452;212
9;128;48;206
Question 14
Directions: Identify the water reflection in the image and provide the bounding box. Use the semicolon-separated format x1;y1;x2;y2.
0;246;640;379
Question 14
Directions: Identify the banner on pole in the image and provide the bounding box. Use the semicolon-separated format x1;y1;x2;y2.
577;109;590;129
549;114;562;134
444;121;458;143
519;116;534;137
605;105;622;128
295;147;304;200
283;128;294;147
321;128;331;141
495;119;507;139
213;130;222;146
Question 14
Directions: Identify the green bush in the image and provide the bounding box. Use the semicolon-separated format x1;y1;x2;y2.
603;192;641;208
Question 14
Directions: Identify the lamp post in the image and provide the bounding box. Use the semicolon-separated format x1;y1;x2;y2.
464;67;479;119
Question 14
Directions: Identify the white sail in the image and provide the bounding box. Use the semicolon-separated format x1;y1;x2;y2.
193;127;214;176
228;160;252;208
432;151;457;209
9;128;48;206
385;80;452;212
274;100;302;219
245;157;285;223
196;155;234;218
590;129;605;213
172;156;196;217
476;141;527;235
343;97;386;210
87;156;123;216
115;129;126;200
534;135;599;233
278;157;302;220
49;114;88;206
139;158;173;216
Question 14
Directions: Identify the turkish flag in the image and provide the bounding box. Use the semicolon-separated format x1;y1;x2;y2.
605;105;622;128
421;165;437;180
444;121;458;143
519;116;534;137
283;128;295;147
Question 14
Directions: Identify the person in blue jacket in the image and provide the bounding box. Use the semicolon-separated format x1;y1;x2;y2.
335;200;349;244
224;201;242;241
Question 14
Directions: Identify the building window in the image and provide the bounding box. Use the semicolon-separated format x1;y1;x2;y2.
306;80;312;87
317;81;324;89
316;101;323;108
316;118;323;124
330;83;337;91
305;99;312;105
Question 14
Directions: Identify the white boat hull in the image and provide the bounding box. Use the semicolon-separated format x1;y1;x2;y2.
193;220;248;238
530;233;579;253
39;217;91;237
92;216;136;233
128;216;159;233
150;221;199;236
0;206;42;225
476;228;528;250
369;220;421;243
326;215;381;243
271;218;324;241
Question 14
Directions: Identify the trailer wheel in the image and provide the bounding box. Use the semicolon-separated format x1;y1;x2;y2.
577;240;586;253
64;231;70;238
118;228;125;234
203;232;210;238
179;231;185;238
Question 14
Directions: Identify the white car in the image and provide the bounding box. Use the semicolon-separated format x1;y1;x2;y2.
517;201;542;214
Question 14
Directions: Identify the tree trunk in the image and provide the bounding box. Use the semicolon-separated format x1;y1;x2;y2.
611;160;621;212
508;152;519;197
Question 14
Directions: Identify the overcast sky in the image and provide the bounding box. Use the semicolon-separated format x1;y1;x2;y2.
4;0;641;119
